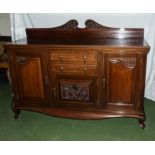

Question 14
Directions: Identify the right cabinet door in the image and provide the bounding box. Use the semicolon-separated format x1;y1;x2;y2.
105;53;139;109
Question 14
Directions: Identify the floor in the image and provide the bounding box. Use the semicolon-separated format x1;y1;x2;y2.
0;74;155;140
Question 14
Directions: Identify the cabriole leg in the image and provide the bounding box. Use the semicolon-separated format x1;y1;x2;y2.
14;110;20;119
139;118;145;129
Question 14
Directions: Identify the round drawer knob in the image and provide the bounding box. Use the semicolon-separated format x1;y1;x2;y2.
60;66;64;71
83;56;87;62
60;56;63;62
84;67;87;72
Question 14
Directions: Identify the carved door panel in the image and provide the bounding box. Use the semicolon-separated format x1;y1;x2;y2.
105;54;139;109
52;75;97;108
14;52;47;105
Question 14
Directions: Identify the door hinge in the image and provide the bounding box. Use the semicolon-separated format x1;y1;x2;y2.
16;94;19;100
10;54;13;62
102;78;106;88
53;87;57;96
45;76;48;85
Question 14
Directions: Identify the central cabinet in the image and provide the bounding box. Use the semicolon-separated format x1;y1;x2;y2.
49;50;98;108
5;19;150;128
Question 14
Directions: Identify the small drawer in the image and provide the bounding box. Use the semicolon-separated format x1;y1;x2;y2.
50;51;97;64
51;64;97;75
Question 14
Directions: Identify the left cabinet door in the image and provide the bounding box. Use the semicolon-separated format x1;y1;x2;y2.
13;51;47;105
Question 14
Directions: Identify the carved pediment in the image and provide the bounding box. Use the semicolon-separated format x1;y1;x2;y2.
85;19;110;29
53;19;112;29
55;19;78;29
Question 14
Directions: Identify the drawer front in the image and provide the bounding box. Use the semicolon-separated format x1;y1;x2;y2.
50;51;97;64
51;64;97;75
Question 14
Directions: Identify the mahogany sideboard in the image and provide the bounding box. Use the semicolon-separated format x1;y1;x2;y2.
4;19;150;128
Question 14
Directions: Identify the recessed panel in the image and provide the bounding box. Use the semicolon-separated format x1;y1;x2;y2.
59;81;91;102
110;63;133;104
19;58;44;98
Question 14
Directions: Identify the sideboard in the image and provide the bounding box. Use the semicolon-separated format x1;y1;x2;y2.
4;19;150;128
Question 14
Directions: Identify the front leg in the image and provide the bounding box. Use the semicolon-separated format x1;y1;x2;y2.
139;118;145;129
14;110;20;119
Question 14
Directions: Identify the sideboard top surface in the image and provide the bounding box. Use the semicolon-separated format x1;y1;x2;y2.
5;38;149;48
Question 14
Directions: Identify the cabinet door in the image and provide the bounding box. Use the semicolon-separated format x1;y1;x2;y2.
105;54;138;109
52;75;97;108
15;52;47;105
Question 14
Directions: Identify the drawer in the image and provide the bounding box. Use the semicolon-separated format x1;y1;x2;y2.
50;51;97;64
51;64;97;75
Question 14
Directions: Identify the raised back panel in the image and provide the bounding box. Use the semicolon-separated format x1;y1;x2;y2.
26;19;144;44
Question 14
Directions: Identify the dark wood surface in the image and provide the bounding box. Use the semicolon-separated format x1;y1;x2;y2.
5;19;149;48
5;38;149;48
25;19;144;44
4;19;150;128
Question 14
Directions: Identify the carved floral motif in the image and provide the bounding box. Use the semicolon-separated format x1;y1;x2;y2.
16;56;33;64
85;19;110;29
109;58;136;68
55;20;78;29
60;84;90;102
121;58;136;68
54;19;111;29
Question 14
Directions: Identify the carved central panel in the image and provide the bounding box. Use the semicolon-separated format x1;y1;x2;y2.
60;83;90;102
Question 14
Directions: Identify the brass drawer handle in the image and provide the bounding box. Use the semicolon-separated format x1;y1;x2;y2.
45;76;48;85
53;87;56;96
84;66;87;72
60;56;63;62
102;78;106;88
60;66;64;71
83;56;87;63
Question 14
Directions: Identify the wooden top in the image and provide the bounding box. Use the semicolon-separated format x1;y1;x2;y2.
4;19;150;49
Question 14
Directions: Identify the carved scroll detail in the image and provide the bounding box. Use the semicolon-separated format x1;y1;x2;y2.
109;58;136;68
16;56;33;64
55;20;78;29
60;84;90;102
85;19;110;29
